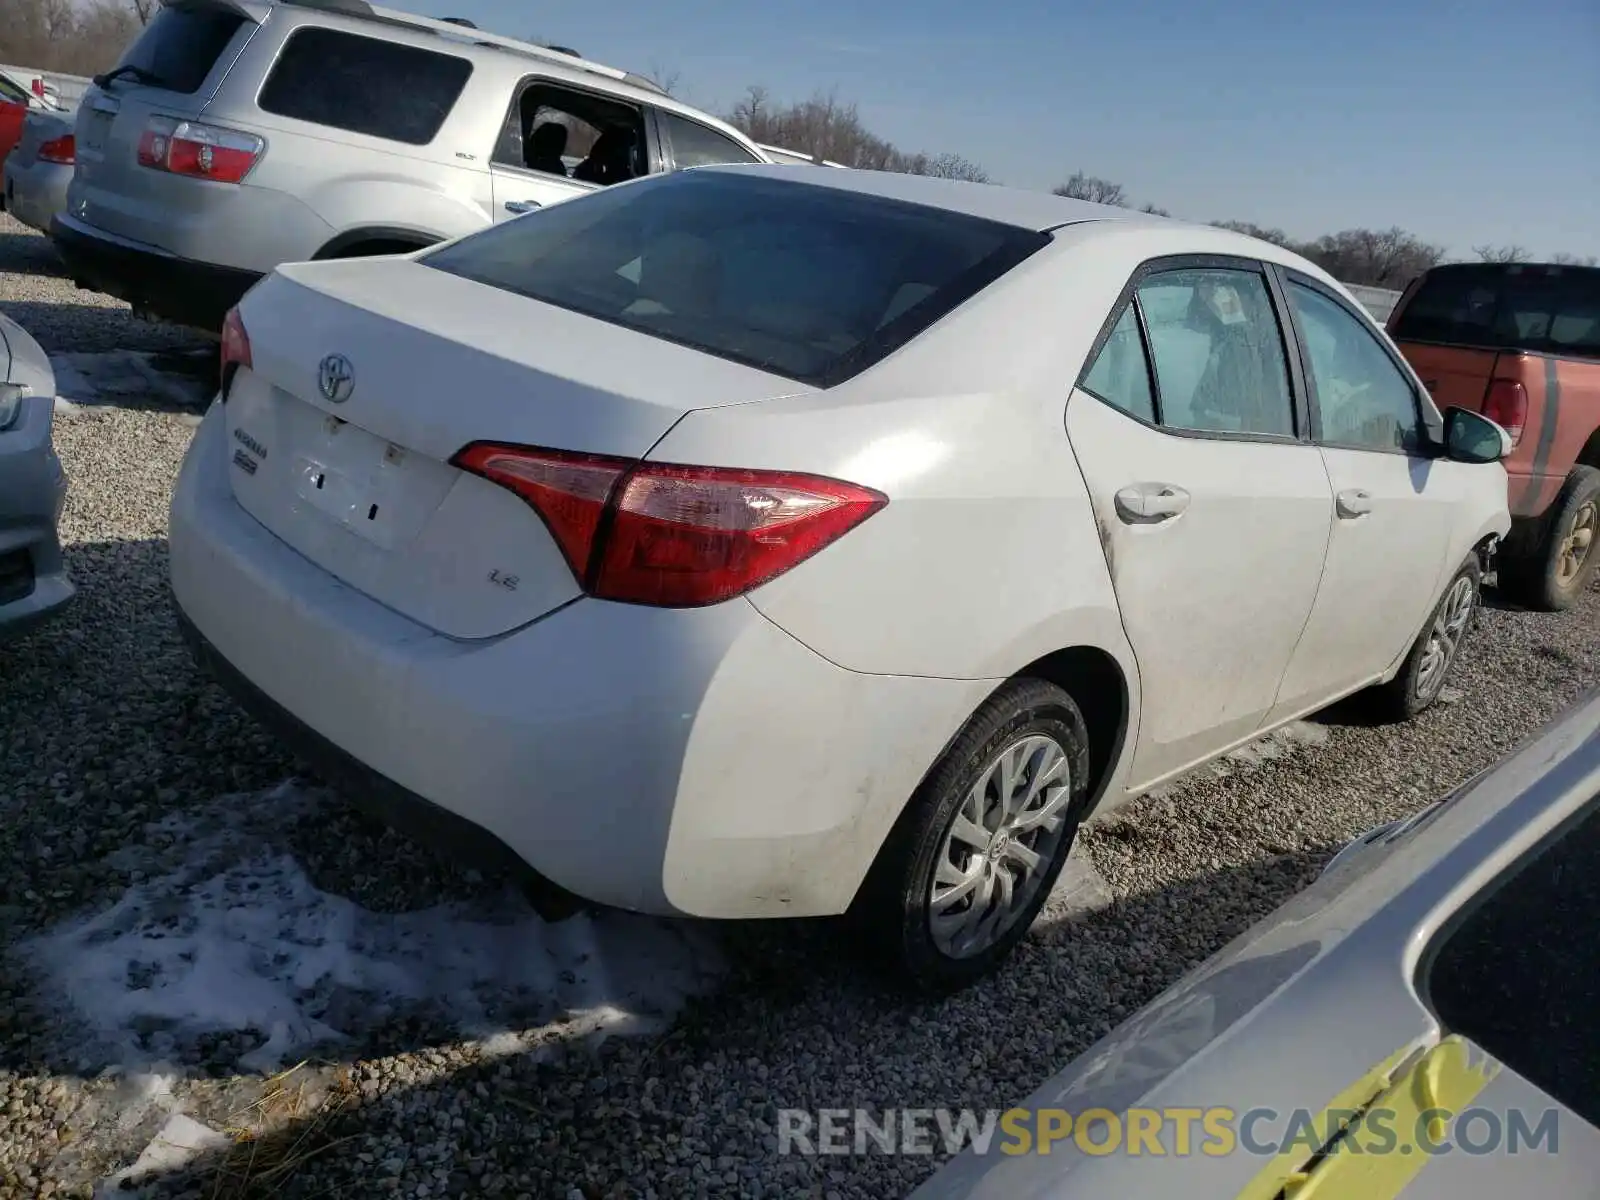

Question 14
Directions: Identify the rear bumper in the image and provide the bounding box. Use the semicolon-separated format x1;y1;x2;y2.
168;404;986;918
50;213;261;334
0;397;74;641
3;157;71;235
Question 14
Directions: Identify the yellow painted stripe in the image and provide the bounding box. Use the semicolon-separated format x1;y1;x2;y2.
1235;1036;1500;1200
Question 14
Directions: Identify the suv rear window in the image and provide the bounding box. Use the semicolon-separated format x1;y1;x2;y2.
1391;264;1600;360
257;27;473;146
421;170;1048;386
112;4;248;95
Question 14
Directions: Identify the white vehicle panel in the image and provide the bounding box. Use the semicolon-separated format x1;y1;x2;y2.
1067;391;1333;786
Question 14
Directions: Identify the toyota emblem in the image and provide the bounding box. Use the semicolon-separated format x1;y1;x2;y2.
318;353;354;404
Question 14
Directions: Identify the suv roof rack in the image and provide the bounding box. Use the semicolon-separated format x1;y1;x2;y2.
274;0;667;95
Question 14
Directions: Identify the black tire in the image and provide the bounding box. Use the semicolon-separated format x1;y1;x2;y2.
851;678;1093;995
1498;466;1600;612
1368;556;1481;722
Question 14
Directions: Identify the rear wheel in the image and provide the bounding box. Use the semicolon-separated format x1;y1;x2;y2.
853;679;1092;994
1498;466;1600;612
1368;556;1480;722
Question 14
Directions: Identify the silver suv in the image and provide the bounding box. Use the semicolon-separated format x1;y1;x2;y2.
51;0;771;333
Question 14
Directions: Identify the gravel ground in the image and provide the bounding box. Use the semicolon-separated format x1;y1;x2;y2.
2;210;1597;1199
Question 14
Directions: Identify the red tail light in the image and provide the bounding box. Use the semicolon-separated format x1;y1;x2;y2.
37;134;75;164
1482;379;1528;445
138;116;263;184
219;306;251;393
453;444;888;607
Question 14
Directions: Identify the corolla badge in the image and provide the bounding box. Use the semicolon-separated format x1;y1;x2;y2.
318;354;355;404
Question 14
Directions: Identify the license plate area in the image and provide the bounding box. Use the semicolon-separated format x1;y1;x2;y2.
80;108;114;156
292;421;429;551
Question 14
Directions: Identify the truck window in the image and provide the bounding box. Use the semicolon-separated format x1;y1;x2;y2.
257;27;473;146
1392;264;1600;360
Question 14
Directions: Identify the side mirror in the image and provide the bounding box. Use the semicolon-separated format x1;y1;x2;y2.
1444;405;1512;464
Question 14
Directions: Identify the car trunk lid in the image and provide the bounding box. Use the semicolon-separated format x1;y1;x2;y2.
222;256;812;639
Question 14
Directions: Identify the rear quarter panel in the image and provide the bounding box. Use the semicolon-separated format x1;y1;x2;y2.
647;232;1138;687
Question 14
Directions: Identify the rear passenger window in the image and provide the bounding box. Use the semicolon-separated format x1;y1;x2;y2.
660;112;760;168
493;82;647;186
257;28;472;146
1136;269;1295;437
1289;282;1422;454
111;4;247;95
1080;306;1155;422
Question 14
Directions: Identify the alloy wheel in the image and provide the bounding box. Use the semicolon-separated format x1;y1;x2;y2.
1415;574;1475;701
928;734;1073;959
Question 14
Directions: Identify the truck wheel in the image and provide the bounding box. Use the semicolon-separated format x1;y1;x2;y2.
851;679;1092;995
1499;466;1600;612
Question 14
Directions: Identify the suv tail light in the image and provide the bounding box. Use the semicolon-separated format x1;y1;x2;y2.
37;134;75;164
453;444;888;607
138;116;264;184
1482;379;1528;445
220;306;252;392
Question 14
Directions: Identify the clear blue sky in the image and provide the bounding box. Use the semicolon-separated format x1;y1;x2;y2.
398;0;1600;260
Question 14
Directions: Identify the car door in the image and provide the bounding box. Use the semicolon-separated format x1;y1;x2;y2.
1267;272;1459;720
487;79;660;221
1067;258;1335;788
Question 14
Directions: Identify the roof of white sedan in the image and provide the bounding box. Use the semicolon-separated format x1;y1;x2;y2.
693;163;1163;234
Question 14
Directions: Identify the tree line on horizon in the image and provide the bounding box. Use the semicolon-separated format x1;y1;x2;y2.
718;85;1596;290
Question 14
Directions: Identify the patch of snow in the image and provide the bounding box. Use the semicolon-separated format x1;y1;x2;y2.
1041;846;1115;923
24;782;723;1075
1217;720;1329;773
48;350;214;410
94;1113;227;1198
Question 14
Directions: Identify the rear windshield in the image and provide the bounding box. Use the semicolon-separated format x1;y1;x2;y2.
421;170;1048;387
257;27;473;146
1391;264;1600;360
113;4;248;95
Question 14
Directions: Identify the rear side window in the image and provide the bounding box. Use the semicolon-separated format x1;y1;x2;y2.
1392;265;1600;360
660;112;760;169
422;170;1048;387
1080;306;1155;422
257;28;473;146
112;4;248;95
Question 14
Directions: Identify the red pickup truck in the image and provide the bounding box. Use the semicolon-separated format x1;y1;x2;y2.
1388;262;1600;610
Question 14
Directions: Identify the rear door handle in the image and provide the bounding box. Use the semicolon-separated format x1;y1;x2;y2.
504;199;541;214
1114;483;1191;524
1336;488;1373;518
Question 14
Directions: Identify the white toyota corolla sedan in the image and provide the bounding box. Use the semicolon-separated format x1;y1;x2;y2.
168;165;1512;991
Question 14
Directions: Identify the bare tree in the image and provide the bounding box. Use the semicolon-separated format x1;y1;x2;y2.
724;86;988;180
1210;220;1299;248
891;151;990;183
1550;252;1599;267
1304;228;1445;289
0;0;142;75
129;0;157;24
1473;243;1530;264
1140;202;1171;217
1052;171;1127;207
646;59;681;96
